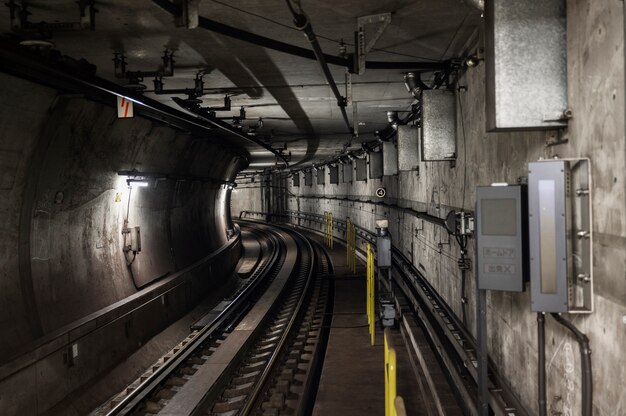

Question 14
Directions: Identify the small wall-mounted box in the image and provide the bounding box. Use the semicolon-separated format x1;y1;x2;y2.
476;185;528;292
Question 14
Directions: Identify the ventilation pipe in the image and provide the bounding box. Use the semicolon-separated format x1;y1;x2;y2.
285;0;352;134
537;313;547;416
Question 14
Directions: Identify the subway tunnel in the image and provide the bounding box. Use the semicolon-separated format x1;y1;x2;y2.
0;1;624;415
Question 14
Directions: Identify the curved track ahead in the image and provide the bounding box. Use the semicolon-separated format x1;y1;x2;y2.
94;222;333;416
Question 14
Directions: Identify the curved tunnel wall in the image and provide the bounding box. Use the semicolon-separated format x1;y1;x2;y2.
0;72;246;362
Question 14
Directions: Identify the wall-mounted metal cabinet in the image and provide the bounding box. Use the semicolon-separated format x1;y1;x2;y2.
342;163;353;183
528;159;593;313
304;170;313;186
397;125;420;171
476;185;528;292
421;89;456;161
383;141;398;176
355;158;367;181
369;151;383;179
485;0;568;130
316;167;325;185
329;165;339;184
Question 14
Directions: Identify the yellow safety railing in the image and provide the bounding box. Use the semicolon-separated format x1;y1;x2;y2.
346;218;356;274
367;243;375;346
384;328;406;416
324;212;334;248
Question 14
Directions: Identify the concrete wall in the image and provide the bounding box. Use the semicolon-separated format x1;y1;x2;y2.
0;72;246;412
231;185;264;217
234;1;626;414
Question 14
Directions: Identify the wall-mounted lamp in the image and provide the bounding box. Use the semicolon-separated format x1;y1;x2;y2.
126;179;150;188
464;55;481;68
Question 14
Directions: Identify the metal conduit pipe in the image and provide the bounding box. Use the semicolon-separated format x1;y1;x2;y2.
286;0;352;133
537;313;547;416
550;313;593;416
151;0;446;72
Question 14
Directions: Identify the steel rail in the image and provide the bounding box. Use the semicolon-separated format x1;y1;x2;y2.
239;227;316;415
105;226;284;415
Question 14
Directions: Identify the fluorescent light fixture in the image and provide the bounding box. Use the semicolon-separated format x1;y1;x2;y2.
491;182;509;187
127;179;150;187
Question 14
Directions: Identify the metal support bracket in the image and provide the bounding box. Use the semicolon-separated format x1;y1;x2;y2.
354;12;392;75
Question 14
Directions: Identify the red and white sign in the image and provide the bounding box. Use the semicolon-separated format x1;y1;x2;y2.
117;96;134;118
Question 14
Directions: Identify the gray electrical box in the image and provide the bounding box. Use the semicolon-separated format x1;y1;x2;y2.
382;141;398;176
304;170;313;186
528;159;593;313
369;151;383;179
476;185;528;292
485;0;567;130
317;167;325;185
329;165;339;184
342;162;353;183
376;220;392;268
292;173;300;187
398;125;420;171
422;89;456;161
355;158;367;181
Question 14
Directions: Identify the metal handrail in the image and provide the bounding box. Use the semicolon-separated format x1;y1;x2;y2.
367;243;375;346
384;328;405;416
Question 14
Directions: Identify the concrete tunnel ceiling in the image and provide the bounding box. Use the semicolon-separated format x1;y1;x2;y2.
0;0;481;171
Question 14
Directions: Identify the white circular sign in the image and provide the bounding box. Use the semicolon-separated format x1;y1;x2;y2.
376;187;386;198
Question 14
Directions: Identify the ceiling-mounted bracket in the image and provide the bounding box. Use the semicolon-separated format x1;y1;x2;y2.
353;12;392;75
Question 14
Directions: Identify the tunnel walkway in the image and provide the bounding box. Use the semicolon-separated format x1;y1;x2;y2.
303;231;447;416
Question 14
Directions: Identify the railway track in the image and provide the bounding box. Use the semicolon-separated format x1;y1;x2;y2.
92;222;333;416
205;235;333;416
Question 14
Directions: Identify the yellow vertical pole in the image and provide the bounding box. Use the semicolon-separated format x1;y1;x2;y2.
384;330;389;416
329;212;333;249
351;223;356;273
346;219;350;266
367;243;375;346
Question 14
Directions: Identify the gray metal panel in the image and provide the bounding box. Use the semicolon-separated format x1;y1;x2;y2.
316;167;325;185
355;158;367;181
342;163;353;183
369;151;383;179
528;160;569;312
485;0;567;130
304;170;313;186
421;90;456;161
476;185;527;292
376;236;392;268
292;173;299;187
329;165;339;184
397;125;420;171
382;141;398;176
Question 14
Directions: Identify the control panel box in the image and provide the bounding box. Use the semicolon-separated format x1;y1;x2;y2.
376;219;391;268
528;159;593;313
476;185;528;292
